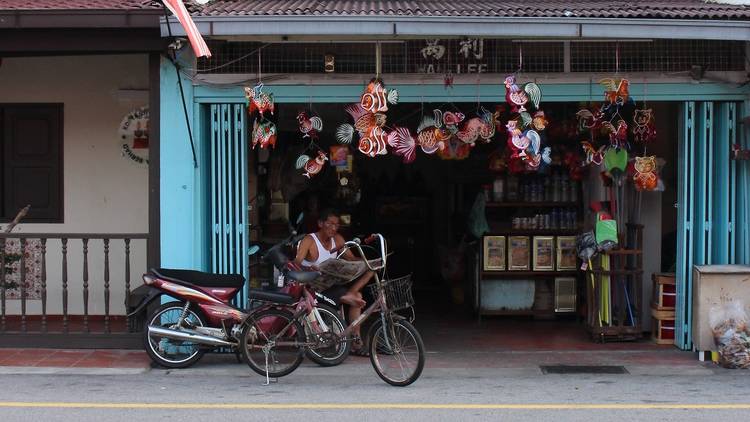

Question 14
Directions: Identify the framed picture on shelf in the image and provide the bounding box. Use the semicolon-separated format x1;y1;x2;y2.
508;236;530;271
482;236;506;271
533;236;555;271
556;236;578;271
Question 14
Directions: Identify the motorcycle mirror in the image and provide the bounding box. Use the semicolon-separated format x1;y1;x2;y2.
296;212;304;226
248;245;260;256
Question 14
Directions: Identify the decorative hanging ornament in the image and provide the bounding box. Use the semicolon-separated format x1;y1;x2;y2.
251;118;277;149
387;126;417;163
297;111;323;141
581;141;605;166
296;150;328;178
244;83;275;117
633;155;658;191
632;108;657;144
504;75;541;113
417;109;450;154
456;107;495;146
599;78;630;105
337;78;398;157
532;111;548;131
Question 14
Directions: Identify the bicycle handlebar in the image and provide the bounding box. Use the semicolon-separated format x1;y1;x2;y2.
336;233;387;272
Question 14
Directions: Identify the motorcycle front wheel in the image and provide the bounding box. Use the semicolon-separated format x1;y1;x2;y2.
144;301;207;368
304;304;351;367
240;308;305;378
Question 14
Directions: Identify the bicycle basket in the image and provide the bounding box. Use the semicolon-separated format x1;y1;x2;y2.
366;275;414;311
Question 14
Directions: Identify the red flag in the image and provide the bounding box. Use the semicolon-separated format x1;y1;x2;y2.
163;0;212;58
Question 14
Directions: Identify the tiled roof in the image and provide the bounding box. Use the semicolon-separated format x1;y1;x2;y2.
0;1;161;10
193;1;750;20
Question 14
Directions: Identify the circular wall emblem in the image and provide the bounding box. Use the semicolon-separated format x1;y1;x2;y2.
119;106;149;165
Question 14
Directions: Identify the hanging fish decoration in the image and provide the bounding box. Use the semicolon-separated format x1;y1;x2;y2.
244;83;275;117
251;118;277;149
297;111;323;141
633;155;658;191
387;126;417;164
416;109;450;154
296;150;328;179
438;137;472;160
456;108;495;146
360;79;399;113
358;127;388;157
632;109;657;144
442;111;465;133
337;78;398;158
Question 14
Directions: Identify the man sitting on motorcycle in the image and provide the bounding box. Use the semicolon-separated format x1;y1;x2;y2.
293;208;374;356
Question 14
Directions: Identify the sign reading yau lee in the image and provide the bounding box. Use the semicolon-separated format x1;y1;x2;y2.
414;39;490;74
119;106;149;165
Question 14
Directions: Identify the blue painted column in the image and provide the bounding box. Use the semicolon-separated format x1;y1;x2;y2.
160;52;207;271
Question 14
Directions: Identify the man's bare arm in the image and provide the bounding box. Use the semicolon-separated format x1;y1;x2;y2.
293;235;312;266
335;234;358;261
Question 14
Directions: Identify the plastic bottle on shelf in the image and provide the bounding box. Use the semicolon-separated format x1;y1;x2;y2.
552;172;561;202
561;174;570;202
571;178;578;202
492;177;505;202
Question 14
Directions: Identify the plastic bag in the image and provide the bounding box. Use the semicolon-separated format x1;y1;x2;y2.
467;193;490;239
709;301;750;369
595;212;618;251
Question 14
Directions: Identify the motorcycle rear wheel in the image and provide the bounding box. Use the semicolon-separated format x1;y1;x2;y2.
240;308;305;378
144;301;207;368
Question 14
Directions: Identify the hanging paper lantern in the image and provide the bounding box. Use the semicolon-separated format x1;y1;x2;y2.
633;155;658;191
251;119;277;149
297;111;323;141
296;150;328;179
632;109;657;144
244;83;275;117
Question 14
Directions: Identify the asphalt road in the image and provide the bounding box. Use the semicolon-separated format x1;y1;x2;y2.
0;357;749;421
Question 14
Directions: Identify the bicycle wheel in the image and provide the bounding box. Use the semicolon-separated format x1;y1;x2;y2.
143;302;207;369
240;308;305;378
368;316;425;386
305;304;351;367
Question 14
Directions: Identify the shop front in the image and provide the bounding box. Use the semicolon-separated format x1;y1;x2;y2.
159;4;750;350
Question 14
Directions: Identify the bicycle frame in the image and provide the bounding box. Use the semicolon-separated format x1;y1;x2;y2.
262;234;395;348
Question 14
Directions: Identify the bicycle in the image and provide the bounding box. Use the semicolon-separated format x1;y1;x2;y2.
239;233;426;386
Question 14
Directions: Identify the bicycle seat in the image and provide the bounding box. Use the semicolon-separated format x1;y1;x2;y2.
285;270;321;285
151;268;245;289
247;288;296;305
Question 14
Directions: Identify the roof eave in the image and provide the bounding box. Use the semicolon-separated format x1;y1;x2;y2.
0;10;162;29
161;15;750;41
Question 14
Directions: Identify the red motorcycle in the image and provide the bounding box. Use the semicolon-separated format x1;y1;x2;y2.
127;218;349;369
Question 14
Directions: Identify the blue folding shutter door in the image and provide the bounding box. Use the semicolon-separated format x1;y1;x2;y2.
676;101;747;350
209;104;249;307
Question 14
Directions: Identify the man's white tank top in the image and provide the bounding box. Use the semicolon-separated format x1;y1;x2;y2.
301;233;335;267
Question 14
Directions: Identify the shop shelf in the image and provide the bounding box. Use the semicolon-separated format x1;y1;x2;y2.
485;201;579;208
481;270;579;277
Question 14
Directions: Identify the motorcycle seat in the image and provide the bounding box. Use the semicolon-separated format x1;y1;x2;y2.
247;288;296;305
151;268;245;289
286;270;321;285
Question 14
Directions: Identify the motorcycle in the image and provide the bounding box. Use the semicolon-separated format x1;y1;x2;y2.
127;214;350;369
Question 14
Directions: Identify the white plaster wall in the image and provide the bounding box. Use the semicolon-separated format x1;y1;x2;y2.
0;55;150;316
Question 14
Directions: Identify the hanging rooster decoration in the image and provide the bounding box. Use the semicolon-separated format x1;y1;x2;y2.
296;150;329;179
336;78;399;157
244;83;277;149
503;75;550;172
297;111;323;141
504;75;542;114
